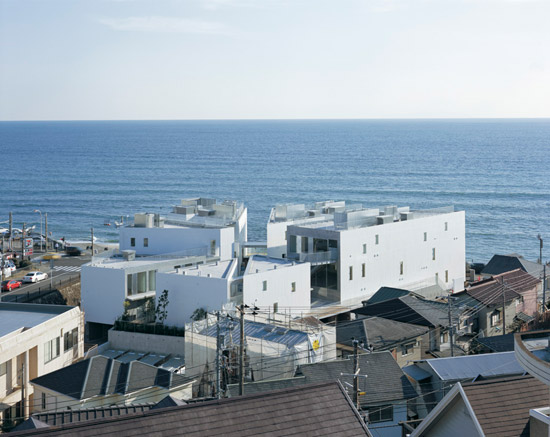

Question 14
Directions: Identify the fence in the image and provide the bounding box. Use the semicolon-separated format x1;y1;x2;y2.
113;319;186;337
5;275;80;304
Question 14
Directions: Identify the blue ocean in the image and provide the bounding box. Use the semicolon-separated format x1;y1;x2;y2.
1;119;549;263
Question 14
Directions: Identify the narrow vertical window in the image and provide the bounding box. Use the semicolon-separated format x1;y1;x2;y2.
130;237;135;247
362;263;366;277
432;248;436;261
445;222;448;231
363;244;367;254
42;393;46;410
375;235;379;245
127;274;133;296
273;302;278;313
291;282;296;292
400;261;404;275
349;266;353;281
445;270;449;282
263;280;267;291
143;238;148;247
424;232;427;242
210;240;216;256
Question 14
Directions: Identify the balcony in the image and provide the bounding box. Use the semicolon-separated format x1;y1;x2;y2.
287;250;338;266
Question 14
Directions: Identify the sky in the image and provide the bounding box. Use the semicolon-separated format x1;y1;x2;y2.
1;0;549;120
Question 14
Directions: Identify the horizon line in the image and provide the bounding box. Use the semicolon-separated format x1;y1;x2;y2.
1;116;550;123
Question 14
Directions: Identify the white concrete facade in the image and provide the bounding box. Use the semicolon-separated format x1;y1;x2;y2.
285;205;465;305
0;303;84;422
242;256;311;316
158;260;238;327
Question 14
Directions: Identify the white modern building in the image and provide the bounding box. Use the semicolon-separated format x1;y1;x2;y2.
157;255;311;327
0;303;84;425
81;197;247;339
82;253;216;339
119;198;247;261
269;202;465;306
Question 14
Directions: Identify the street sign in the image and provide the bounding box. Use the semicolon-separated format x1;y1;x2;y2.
24;238;33;256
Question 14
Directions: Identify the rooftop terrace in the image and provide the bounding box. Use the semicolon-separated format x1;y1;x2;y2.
0;303;73;339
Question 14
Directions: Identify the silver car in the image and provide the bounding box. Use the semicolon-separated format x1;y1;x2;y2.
22;271;48;283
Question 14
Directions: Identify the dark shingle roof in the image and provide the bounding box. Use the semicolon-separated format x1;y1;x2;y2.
227;376;307;397
8;382;372;436
337;317;429;350
354;294;460;328
466;269;540;306
18;404;155;428
150;395;186;410
482;254;543;278
474;333;516;352
298;351;417;406
365;287;410;305
462;375;547;437
12;418;50;431
31;356;193;400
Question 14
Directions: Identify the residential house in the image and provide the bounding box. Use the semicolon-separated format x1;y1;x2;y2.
30;355;193;412
455;269;541;338
470;333;515;354
227;351;418;437
184;312;336;395
409;375;547;437
353;294;463;357
402;351;526;417
271;202;464;306
0;303;83;427
9;382;373;436
336;316;429;366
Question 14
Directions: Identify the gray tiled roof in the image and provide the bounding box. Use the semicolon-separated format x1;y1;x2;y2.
8;382;372;437
466;269;540;306
31;356;192;400
365;287;410;305
298;351;417;406
482;254;543;278
337;317;429;349
227;376;307;397
474;333;515;352
462;375;547;437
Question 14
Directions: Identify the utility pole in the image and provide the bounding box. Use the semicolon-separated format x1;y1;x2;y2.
538;234;543;264
91;227;94;255
44;213;48;251
21;223;26;260
9;211;13;251
502;279;506;335
352;339;359;408
543;263;547;311
239;304;245;396
216;311;221;399
447;295;454;357
21;361;25;420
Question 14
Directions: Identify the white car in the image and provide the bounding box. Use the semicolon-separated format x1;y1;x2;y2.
22;271;48;283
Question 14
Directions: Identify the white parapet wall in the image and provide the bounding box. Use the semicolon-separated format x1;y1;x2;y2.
108;329;186;356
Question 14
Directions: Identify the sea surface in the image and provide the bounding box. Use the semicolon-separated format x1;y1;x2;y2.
1;119;549;263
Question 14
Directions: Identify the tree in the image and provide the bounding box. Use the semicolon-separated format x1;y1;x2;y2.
121;299;131;321
191;307;208;322
155;289;169;324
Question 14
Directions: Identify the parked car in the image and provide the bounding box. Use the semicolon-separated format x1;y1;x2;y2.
1;280;22;292
2;260;16;273
22;271;48;283
65;246;83;256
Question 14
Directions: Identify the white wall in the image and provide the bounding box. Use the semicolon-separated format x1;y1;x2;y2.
119;226;234;260
243;262;311;315
81;265;126;325
338;211;465;303
267;221;288;259
157;272;231;327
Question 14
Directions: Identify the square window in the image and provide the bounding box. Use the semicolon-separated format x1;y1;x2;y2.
262;280;267;291
291;282;296;292
366;405;393;423
401;343;414;356
130;237;135;247
143;238;148;247
362;243;367;254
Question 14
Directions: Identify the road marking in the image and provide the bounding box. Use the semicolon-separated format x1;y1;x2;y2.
53;266;81;273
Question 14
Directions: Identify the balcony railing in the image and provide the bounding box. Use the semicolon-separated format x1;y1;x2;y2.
288;250;338;265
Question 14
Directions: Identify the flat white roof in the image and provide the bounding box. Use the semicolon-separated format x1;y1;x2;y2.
173;259;235;279
245;255;298;275
0;303;73;339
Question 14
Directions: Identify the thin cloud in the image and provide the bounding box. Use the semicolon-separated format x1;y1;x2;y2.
99;16;232;35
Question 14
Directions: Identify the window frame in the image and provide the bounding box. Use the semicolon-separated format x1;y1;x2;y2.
262;280;267;291
143;237;149;248
291;282;296;293
130;237;135;247
44;337;60;364
366;405;393;424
